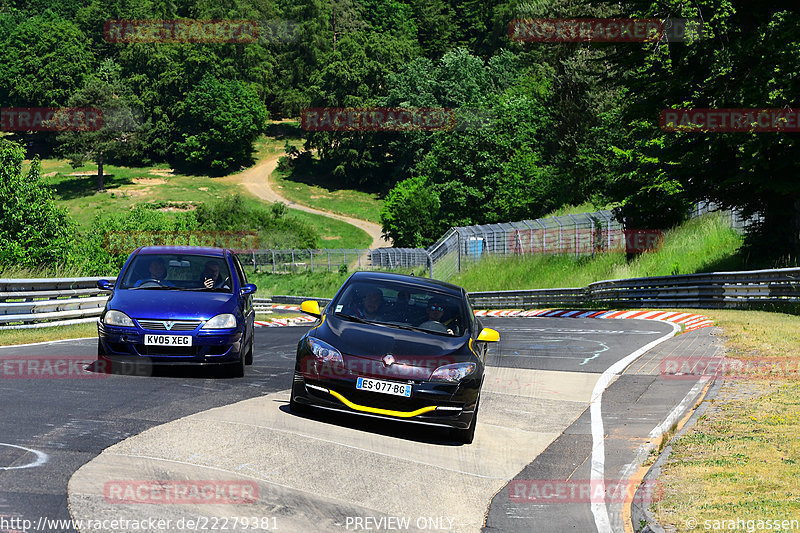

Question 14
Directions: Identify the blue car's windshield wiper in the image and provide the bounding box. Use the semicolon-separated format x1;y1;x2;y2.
130;285;182;290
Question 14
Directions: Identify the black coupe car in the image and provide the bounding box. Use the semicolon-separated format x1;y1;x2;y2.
290;271;499;444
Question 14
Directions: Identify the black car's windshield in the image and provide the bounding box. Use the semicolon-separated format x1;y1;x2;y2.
332;280;468;336
118;254;233;292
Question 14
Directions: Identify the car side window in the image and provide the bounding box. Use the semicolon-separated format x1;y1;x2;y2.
231;254;246;286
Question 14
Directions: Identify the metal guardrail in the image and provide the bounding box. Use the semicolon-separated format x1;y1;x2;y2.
1;268;798;330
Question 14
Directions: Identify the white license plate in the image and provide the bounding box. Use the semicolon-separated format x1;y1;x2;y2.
144;334;192;346
356;377;411;397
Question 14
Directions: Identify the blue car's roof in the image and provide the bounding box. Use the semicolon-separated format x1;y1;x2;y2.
135;246;227;257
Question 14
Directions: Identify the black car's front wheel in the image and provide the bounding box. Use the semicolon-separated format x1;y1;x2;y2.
452;398;479;444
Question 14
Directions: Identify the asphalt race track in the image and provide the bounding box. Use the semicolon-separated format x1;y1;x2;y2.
0;317;714;533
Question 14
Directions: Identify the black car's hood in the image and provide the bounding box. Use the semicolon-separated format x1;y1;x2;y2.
318;315;474;380
109;289;237;321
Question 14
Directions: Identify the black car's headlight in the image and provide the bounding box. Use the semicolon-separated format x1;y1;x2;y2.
307;337;343;364
103;310;134;327
202;313;237;329
430;362;476;382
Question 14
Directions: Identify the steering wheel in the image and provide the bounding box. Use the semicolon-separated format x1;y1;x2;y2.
418;320;449;333
135;278;166;288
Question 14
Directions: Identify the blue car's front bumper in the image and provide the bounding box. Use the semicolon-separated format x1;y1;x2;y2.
98;322;244;366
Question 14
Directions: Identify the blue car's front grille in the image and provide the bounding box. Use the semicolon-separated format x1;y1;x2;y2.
136;319;202;331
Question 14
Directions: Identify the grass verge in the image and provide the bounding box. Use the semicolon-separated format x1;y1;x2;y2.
0;322;97;346
651;309;800;531
450;213;745;291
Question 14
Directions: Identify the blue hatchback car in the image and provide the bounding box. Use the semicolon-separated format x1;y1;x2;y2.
96;246;257;377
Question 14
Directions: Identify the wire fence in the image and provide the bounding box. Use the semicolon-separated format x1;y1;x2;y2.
426;210;624;281
231;210;627;281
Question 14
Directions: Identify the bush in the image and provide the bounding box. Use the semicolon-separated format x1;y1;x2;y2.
0;140;75;268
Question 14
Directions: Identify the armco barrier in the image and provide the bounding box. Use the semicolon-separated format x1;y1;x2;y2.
1;268;797;329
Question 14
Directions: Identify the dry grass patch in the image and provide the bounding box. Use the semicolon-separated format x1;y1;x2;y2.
651;309;800;531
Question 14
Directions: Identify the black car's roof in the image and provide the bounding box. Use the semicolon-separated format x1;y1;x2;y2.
346;271;465;297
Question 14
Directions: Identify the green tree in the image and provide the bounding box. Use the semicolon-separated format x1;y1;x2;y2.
56;60;143;191
173;76;269;173
0;140;74;267
380;175;441;247
0;12;93;106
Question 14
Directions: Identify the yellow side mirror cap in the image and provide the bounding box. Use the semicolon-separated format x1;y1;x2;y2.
300;300;321;317
477;327;499;342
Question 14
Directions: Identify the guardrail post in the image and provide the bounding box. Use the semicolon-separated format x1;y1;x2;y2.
328;250;331;272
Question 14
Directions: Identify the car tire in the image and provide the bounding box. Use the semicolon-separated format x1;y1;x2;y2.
97;341;113;374
452;398;479;444
244;334;254;365
224;350;245;379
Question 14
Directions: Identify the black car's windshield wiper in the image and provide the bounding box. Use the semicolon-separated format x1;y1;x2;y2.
335;312;372;324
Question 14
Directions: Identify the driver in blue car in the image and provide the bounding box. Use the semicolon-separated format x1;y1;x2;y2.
134;258;174;287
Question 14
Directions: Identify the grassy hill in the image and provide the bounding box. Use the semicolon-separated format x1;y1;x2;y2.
449;213;746;292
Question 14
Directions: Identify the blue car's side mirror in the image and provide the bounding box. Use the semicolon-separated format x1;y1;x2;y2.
97;279;114;291
241;283;257;296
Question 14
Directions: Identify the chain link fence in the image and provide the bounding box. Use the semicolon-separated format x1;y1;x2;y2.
232;210;626;281
426;210;624;281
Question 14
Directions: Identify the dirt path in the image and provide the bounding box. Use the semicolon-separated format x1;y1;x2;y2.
229;153;389;249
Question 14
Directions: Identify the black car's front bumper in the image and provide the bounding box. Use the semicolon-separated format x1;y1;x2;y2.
291;369;481;429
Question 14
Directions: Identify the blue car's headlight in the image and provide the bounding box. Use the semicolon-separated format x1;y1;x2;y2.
202;313;237;329
307;337;343;364
103;310;134;327
430;362;476;382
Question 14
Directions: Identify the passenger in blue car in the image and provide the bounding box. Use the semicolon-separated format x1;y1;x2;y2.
201;260;230;289
134;258;174;287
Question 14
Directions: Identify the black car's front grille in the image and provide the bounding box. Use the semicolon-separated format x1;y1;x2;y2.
136;319;202;331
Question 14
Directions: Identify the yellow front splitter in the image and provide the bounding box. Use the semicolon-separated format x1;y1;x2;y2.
315;387;456;418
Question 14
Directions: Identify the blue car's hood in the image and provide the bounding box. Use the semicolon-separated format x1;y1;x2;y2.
109;289;237;320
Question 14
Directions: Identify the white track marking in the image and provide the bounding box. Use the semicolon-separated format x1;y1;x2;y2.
589;321;680;532
0;443;48;470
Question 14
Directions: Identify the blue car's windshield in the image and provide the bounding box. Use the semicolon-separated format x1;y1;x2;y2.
332;281;469;336
119;254;233;292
